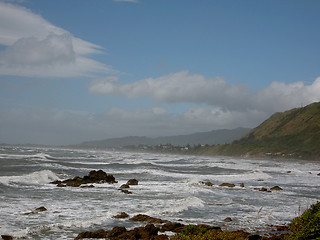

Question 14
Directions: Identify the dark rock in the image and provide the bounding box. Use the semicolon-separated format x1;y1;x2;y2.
50;170;117;187
80;184;95;188
287;171;292;173
199;181;213;186
113;212;129;219
74;229;108;240
248;234;261;240
270;186;283;191
219;183;235;187
120;184;130;189
240;183;245;187
259;187;269;192
24;206;47;215
317;173;320;176
87;170;117;183
36;206;47;212
130;214;168;223
224;217;233;222
127;179;139;185
1;235;13;240
160;222;185;232
120;189;132;194
108;226;127;238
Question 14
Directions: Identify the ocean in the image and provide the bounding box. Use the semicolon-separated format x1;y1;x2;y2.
0;145;319;239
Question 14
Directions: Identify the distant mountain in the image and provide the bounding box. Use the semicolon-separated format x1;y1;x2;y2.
199;102;320;160
76;127;251;148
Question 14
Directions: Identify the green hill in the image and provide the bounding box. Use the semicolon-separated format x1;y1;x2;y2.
199;102;320;160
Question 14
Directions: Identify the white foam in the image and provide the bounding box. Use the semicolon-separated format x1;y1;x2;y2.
0;170;59;186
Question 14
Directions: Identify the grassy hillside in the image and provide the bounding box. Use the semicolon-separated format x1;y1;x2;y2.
199;102;320;160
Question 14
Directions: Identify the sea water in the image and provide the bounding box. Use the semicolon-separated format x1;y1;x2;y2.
0;145;319;239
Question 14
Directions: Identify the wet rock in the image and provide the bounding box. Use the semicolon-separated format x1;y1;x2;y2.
80;184;95;188
199;181;213;186
108;226;127;238
113;212;129;219
240;183;245;187
219;183;235;187
160;222;185;232
50;170;117;187
75;224;161;240
127;179;139;185
317;173;320;176
130;214;168;223
120;184;130;189
270;186;283;191
120;189;132;194
24;206;47;215
224;217;233;222
74;229;108;239
1;235;13;240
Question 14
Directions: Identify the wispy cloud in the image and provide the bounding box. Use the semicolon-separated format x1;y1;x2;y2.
0;2;114;78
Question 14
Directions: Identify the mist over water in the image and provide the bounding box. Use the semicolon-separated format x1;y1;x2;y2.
0;146;319;239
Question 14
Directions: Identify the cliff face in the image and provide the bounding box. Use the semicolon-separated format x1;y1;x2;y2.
201;102;320;160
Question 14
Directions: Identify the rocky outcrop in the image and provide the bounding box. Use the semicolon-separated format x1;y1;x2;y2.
74;224;165;240
50;170;117;187
129;214;168;224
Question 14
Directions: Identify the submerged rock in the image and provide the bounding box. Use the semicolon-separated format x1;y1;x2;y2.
224;217;233;222
199;181;213;186
219;183;235;187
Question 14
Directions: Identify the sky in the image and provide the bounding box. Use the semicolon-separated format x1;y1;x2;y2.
0;0;320;145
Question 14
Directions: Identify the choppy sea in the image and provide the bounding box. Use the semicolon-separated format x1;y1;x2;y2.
0;145;319;239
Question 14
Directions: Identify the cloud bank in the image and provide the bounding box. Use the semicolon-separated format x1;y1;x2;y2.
0;2;113;78
89;70;320;113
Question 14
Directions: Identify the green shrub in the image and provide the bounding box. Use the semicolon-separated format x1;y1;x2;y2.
288;202;320;240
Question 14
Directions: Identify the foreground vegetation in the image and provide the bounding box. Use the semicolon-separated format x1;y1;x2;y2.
171;202;320;240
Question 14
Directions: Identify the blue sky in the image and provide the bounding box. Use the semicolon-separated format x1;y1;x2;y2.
0;0;320;145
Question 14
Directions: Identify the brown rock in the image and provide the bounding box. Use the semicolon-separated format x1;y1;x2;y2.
270;186;283;191
108;226;127;238
120;184;130;189
240;183;245;187
160;222;185;232
224;217;233;222
130;214;168;223
219;183;235;187
127;179;139;185
1;235;13;240
113;212;129;219
74;229;108;240
199;181;213;186
120;189;132;194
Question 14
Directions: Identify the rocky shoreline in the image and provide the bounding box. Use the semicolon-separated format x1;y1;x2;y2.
2;170;318;240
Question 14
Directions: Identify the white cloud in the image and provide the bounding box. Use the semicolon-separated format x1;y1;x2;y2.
0;2;113;78
89;70;320;114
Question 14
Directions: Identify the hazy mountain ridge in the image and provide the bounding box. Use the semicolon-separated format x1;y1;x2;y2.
199;102;320;160
76;127;251;148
